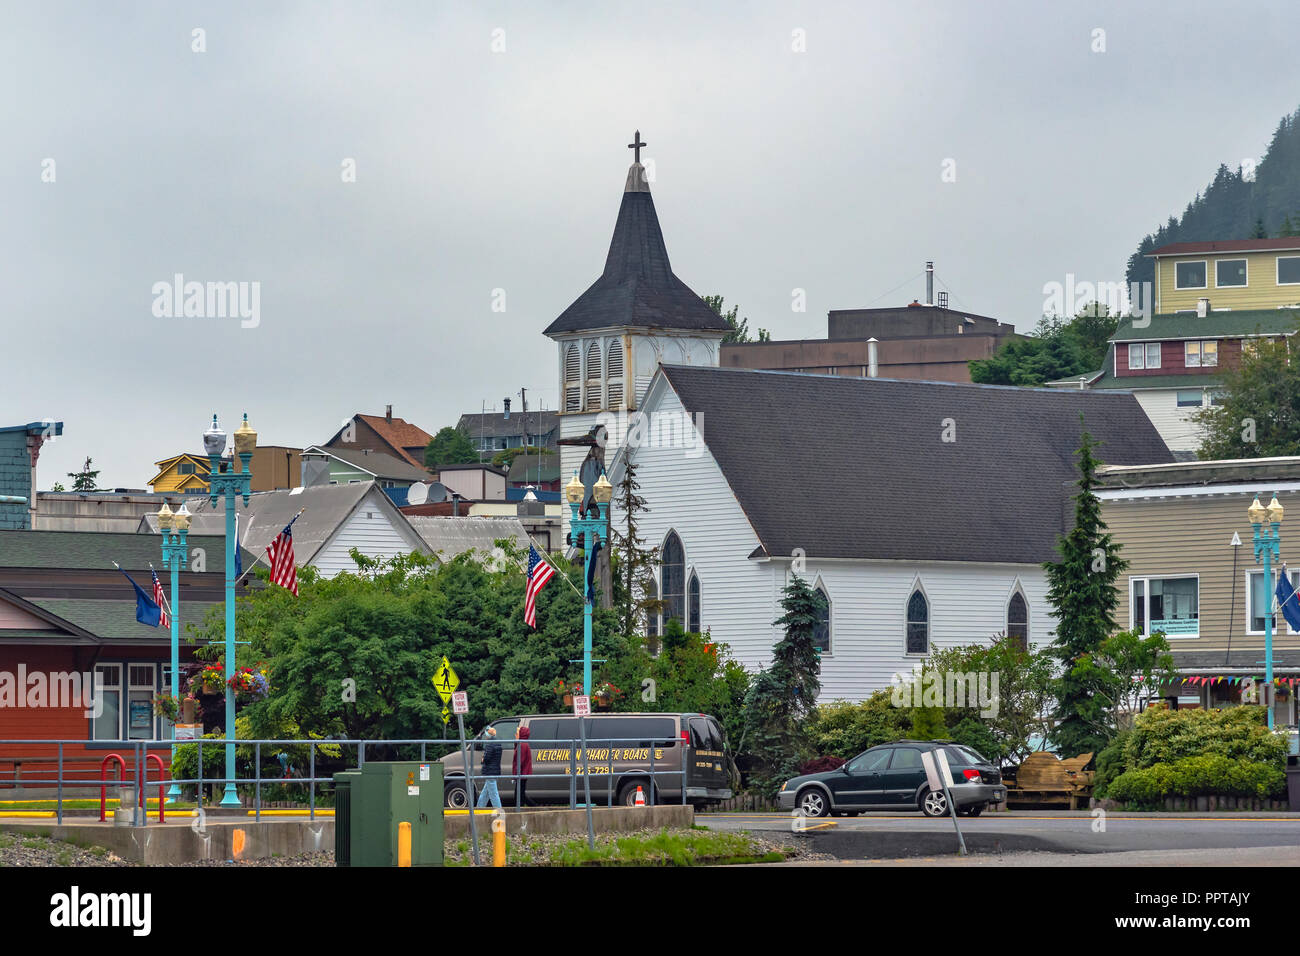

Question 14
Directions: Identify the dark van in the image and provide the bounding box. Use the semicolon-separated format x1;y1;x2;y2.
440;712;732;810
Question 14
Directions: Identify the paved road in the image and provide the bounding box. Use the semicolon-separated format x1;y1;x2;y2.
698;811;1300;861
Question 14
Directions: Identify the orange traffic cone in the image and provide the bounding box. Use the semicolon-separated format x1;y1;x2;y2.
634;785;646;807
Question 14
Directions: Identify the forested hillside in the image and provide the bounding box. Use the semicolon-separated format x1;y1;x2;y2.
1126;106;1300;290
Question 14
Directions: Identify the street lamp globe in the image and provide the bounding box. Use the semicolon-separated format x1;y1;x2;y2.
234;413;258;456
157;502;174;531
565;471;584;505
593;471;613;505
1248;496;1267;525
1267;495;1284;524
174;502;191;532
203;414;226;457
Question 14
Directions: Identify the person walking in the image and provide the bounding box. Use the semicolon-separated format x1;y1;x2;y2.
476;726;503;810
512;725;532;810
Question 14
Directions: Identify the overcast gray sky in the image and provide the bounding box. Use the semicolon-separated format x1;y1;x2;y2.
5;0;1299;488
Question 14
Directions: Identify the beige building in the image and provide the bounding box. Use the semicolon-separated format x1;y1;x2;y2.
1098;457;1300;731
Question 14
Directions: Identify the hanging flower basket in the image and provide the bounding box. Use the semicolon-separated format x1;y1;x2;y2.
190;666;225;697
227;665;270;704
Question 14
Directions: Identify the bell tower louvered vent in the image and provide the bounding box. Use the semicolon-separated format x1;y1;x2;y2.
564;344;581;412
606;340;624;408
585;341;603;410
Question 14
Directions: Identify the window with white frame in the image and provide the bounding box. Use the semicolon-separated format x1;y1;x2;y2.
687;570;700;634
127;664;157;740
1215;259;1248;288
1176;390;1204;408
1175;261;1207;289
1131;576;1199;638
1184;340;1218;367
1278;256;1300;286
1128;343;1161;370
661;532;685;629
92;664;121;740
1247;569;1300;635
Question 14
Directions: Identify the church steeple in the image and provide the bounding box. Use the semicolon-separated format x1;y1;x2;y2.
543;132;730;336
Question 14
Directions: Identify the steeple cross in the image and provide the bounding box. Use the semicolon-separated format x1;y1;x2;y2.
627;130;646;164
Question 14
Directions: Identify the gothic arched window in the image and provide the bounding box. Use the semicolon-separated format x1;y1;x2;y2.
812;583;831;653
906;589;929;655
661;532;685;629
1007;590;1029;652
688;570;700;634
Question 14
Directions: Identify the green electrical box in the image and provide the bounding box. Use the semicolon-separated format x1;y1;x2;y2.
340;761;444;867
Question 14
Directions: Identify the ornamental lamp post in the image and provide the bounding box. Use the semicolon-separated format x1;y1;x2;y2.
1248;493;1284;730
205;413;256;806
158;501;190;802
566;469;613;694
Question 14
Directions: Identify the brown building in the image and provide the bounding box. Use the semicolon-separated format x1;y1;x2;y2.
1098;457;1300;732
721;265;1021;383
325;406;434;469
722;330;1016;382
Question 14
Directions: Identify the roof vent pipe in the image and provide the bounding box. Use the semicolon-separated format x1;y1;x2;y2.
926;261;934;307
1197;298;1210;318
867;338;879;378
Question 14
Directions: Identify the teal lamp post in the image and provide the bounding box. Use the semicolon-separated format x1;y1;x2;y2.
157;501;190;803
565;469;613;694
1248;493;1284;730
204;413;256;806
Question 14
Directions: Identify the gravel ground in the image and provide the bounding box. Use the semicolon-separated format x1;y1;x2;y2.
0;832;131;867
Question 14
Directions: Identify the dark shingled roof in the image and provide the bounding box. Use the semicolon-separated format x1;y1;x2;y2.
657;365;1174;564
543;165;731;336
1111;308;1299;342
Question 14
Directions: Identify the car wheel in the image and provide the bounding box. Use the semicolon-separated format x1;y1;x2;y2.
444;781;469;810
797;788;829;818
920;788;949;817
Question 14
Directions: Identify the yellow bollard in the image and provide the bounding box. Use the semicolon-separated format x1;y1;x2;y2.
492;814;506;867
398;821;412;867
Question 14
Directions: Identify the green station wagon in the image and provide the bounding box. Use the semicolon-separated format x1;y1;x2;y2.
778;740;1005;817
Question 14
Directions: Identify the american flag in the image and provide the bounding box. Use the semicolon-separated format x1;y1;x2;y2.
151;569;169;628
266;513;301;597
524;545;556;628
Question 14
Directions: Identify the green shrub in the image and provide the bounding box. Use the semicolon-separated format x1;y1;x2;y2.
1125;706;1286;770
1092;730;1130;799
1108;754;1285;808
807;692;909;758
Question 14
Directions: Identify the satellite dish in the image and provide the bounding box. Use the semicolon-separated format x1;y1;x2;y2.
428;482;449;503
407;483;429;506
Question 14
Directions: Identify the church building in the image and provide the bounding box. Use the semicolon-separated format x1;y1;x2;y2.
547;136;1174;702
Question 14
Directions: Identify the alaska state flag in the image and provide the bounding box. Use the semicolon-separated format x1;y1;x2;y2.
1276;569;1300;632
119;568;162;627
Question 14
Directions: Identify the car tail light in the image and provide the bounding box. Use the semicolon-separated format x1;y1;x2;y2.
681;729;689;741
962;769;981;782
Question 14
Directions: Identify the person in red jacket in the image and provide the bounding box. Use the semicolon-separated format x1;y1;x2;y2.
512;725;532;810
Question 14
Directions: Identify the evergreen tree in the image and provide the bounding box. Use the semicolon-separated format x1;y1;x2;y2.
67;457;99;492
610;461;664;642
1043;424;1128;757
424;425;477;468
737;576;824;795
704;294;754;344
1253;217;1269;238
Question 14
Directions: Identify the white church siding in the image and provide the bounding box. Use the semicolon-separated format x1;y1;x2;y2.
614;385;784;670
793;560;1052;702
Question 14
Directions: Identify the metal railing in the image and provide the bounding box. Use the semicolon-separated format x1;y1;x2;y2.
0;736;697;827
